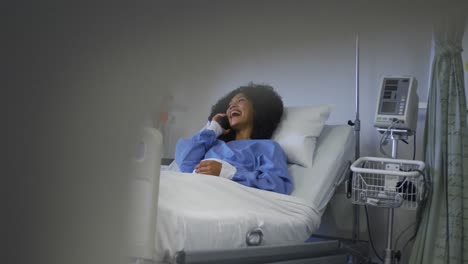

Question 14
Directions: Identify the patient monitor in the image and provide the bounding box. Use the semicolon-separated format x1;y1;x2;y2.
374;76;419;132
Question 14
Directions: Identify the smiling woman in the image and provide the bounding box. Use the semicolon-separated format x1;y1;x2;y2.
209;83;285;142
174;83;292;194
226;93;254;140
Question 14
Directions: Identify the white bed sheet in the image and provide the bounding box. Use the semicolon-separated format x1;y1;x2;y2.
154;125;354;263
154;171;320;262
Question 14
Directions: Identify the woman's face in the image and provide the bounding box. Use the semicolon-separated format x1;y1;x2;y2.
226;93;254;130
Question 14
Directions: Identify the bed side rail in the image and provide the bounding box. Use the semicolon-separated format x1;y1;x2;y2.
175;240;345;264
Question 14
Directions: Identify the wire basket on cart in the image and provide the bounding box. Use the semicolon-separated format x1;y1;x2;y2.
350;157;426;210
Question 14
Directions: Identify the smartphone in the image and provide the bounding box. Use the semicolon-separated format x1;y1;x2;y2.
218;116;230;130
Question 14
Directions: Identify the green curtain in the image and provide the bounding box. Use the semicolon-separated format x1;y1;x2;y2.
409;17;468;264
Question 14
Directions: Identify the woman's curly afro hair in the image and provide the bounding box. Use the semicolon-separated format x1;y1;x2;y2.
209;83;284;142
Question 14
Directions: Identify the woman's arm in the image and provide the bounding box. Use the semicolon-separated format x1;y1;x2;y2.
231;142;293;195
175;120;225;173
176;113;231;173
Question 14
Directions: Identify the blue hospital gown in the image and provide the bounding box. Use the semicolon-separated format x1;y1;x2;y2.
175;129;293;195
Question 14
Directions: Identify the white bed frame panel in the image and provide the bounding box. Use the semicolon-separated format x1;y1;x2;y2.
128;128;163;260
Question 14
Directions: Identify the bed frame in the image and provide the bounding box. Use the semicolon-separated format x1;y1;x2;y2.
176;240;348;264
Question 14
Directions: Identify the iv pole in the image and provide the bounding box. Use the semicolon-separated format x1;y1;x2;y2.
348;33;361;242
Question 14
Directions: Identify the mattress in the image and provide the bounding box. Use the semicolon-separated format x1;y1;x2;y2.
290;124;355;214
154;125;354;263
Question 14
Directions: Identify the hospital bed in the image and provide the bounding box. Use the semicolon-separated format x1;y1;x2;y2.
143;123;365;264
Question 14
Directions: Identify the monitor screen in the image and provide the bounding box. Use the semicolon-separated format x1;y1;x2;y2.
381;102;396;113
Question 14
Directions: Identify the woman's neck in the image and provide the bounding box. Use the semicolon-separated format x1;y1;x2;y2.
235;127;252;140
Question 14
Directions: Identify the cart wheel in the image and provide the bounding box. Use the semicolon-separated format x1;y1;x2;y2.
359;191;366;202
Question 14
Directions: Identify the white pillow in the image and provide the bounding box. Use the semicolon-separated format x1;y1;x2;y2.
272;105;332;168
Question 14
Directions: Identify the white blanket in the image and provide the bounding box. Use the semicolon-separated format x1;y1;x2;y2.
154;171;321;263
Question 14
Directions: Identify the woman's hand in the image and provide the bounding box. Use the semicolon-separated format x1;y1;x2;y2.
211;113;231;135
195;160;222;176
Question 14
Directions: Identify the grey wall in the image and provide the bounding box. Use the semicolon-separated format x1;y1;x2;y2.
159;2;433;161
